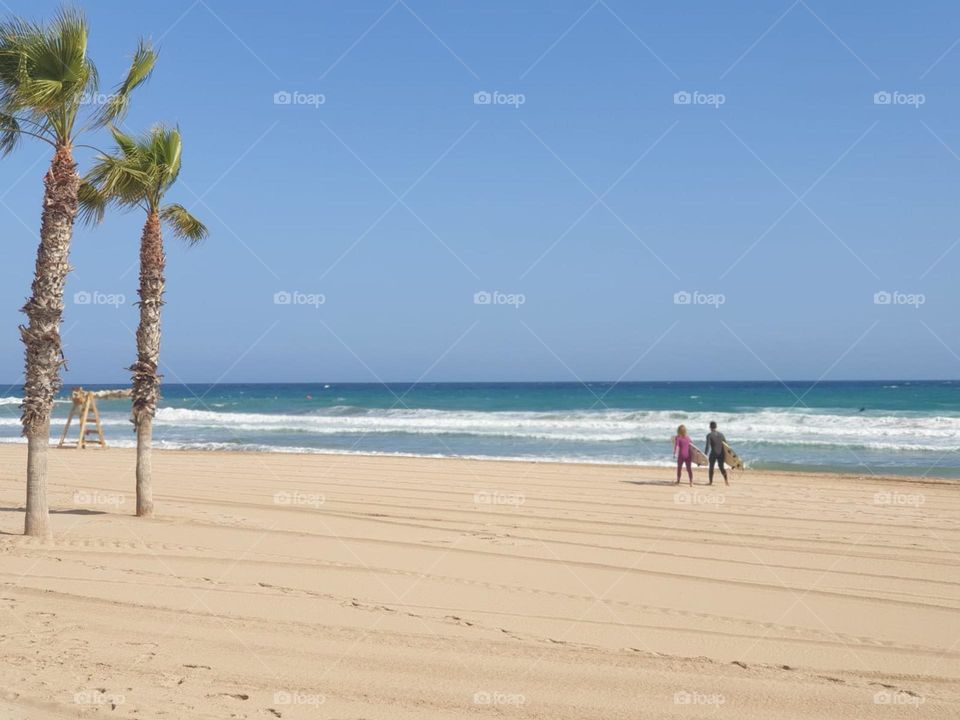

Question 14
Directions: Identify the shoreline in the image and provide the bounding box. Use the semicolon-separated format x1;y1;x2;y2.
7;438;954;484
3;380;958;481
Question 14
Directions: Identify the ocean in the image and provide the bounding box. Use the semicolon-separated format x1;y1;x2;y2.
0;381;957;477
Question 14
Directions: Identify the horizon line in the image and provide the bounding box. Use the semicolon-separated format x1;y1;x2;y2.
1;378;957;387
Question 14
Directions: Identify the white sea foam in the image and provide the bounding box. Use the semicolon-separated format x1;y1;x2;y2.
134;406;960;453
4;402;957;456
0;396;70;406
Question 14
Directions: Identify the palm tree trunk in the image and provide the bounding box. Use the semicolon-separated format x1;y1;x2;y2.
130;211;164;518
135;416;153;515
21;143;79;537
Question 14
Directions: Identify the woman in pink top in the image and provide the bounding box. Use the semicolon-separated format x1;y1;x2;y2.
673;424;693;486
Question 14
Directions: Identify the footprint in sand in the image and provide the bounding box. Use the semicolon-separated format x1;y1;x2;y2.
818;675;846;684
444;615;474;627
209;693;250;701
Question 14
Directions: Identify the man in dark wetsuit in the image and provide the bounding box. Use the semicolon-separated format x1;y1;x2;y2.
705;421;729;486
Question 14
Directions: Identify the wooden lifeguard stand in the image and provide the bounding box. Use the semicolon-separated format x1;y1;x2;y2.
58;388;131;449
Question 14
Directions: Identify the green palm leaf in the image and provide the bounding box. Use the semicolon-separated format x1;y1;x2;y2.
77;180;107;226
84;124;207;245
91;39;155;128
0;111;20;155
0;9;152;144
160;203;207;245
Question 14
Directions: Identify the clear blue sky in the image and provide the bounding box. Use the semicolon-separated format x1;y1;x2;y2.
0;0;958;383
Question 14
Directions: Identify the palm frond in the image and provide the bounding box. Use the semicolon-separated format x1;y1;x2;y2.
91;39;155;128
109;124;144;161
160;203;207;245
77;180;107;226
85;124;202;241
0;8;95;141
86;124;189;208
0;19;44;101
0;111;20;155
151;123;181;186
85;151;152;207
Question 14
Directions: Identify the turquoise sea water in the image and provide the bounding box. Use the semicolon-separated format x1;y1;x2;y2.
1;381;957;477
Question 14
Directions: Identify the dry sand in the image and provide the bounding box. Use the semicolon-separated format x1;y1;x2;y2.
0;444;957;718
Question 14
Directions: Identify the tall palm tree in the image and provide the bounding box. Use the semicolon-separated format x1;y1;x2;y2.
82;126;207;517
0;9;154;536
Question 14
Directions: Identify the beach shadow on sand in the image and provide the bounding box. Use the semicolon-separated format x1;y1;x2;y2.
621;479;683;487
0;507;109;535
0;507;108;516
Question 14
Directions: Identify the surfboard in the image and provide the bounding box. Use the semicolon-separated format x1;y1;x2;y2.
722;442;744;470
691;445;708;467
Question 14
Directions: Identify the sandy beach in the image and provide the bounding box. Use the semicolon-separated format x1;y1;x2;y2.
0;444;957;718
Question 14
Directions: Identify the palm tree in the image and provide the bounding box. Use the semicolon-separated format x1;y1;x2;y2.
82;126;207;517
0;9;154;536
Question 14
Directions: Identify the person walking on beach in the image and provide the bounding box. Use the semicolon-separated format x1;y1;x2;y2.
705;421;729;486
673;424;694;486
